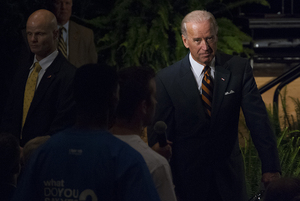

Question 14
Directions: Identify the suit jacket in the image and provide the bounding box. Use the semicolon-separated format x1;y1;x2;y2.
148;52;281;201
1;53;76;146
68;20;97;68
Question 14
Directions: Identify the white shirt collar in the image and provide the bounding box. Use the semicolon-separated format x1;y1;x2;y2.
32;50;59;70
189;53;215;78
58;21;69;32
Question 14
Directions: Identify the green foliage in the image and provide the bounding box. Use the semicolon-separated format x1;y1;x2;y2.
240;126;261;197
87;0;269;70
89;0;177;70
279;88;292;129
240;89;300;198
277;129;300;177
273;87;300;136
290;97;300;130
217;17;253;56
240;121;300;198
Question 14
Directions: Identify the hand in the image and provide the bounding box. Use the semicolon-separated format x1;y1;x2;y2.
261;172;281;188
151;140;173;161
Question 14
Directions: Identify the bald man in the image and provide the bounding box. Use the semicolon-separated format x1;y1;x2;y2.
1;9;76;146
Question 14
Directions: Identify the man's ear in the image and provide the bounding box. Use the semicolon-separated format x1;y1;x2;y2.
182;34;189;49
53;29;59;40
141;100;148;115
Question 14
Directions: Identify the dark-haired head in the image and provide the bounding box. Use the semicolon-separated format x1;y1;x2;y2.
74;64;119;127
116;66;156;125
264;177;300;201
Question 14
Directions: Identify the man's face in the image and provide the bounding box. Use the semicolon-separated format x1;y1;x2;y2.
26;17;58;61
144;78;157;126
182;20;217;66
54;0;72;25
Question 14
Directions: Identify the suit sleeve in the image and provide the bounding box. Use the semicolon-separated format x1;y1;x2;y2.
241;61;281;173
148;73;175;147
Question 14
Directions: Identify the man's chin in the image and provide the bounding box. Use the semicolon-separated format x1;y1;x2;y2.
29;48;39;54
57;14;70;23
200;57;213;65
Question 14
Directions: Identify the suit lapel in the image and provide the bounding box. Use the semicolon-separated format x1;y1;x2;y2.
176;54;205;114
177;55;201;99
211;53;231;122
27;54;62;116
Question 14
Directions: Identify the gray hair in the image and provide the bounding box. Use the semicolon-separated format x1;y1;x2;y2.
181;10;218;38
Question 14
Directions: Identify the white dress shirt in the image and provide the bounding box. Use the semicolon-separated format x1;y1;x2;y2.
189;53;215;94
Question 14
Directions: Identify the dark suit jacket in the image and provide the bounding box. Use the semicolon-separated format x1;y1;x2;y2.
68;20;97;68
1;53;76;146
148;52;281;201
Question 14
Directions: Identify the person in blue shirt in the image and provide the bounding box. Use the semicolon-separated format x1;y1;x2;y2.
12;63;161;201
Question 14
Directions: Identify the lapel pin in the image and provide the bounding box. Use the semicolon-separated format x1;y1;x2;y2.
47;75;52;79
221;78;225;81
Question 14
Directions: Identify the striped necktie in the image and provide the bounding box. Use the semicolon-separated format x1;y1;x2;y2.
202;65;213;117
58;26;67;58
22;62;42;129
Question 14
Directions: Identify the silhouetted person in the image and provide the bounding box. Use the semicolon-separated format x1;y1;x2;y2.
11;64;160;201
111;66;177;201
264;177;300;201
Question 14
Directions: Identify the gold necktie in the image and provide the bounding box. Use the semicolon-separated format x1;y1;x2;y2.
22;62;42;128
58;26;67;58
202;66;213;117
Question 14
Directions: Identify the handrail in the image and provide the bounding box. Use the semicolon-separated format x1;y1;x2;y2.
257;62;300;135
273;66;300;103
258;63;300;95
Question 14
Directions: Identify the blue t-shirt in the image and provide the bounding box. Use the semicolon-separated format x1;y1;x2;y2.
12;128;161;201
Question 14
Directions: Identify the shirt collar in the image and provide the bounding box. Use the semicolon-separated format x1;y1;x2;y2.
32;50;59;70
58;21;69;32
189;53;215;76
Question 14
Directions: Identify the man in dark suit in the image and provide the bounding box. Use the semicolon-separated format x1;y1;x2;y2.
51;0;98;68
148;10;281;201
1;9;76;146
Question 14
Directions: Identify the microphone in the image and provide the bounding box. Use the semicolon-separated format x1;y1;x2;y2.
154;121;168;147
